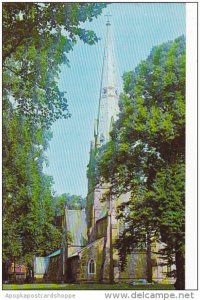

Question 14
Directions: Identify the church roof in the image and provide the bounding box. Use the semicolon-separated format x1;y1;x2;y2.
68;237;105;259
34;249;62;274
48;249;61;258
65;208;88;248
95;18;119;146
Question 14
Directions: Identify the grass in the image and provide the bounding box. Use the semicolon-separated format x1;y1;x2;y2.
3;283;175;290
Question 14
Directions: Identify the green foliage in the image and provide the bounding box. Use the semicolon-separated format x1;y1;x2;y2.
3;2;106;128
3;102;62;264
97;36;185;288
3;3;106;271
152;162;185;256
54;193;86;215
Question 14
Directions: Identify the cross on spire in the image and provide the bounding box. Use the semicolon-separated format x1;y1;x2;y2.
105;13;112;26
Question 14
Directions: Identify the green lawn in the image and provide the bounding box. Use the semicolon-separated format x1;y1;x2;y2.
3;283;174;290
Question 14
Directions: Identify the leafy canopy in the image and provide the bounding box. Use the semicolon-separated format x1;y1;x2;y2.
3;3;106;267
3;3;106;127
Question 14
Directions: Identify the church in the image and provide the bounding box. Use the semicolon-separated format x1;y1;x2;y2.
34;18;174;285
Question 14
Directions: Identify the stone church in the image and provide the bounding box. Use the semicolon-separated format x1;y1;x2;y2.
34;19;174;284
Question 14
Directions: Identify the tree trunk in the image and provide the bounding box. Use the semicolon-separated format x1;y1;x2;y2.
174;247;185;290
13;257;16;283
27;264;33;283
146;234;152;283
2;262;8;282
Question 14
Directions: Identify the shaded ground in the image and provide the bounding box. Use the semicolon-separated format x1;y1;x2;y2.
3;283;175;290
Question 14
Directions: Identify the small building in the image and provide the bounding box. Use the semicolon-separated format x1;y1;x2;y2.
7;263;27;283
34;208;88;283
34;250;61;282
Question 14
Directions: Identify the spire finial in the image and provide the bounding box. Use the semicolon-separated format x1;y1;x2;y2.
105;13;112;26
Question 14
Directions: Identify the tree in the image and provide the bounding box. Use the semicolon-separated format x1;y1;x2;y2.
97;36;185;289
3;3;106;279
54;193;86;215
3;3;106;127
3;103;61;267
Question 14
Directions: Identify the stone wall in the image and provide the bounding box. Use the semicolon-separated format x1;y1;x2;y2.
66;256;79;283
47;241;174;284
67;237;107;283
47;254;63;282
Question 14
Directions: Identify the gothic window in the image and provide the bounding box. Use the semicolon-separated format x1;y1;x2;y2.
88;259;96;274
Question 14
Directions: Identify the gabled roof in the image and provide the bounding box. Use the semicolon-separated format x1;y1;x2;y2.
68;237;105;259
65;208;88;256
48;249;61;258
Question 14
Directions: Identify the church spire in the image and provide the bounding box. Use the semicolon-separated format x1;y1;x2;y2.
96;15;119;147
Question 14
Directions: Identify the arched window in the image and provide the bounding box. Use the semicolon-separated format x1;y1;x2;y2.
88;259;96;274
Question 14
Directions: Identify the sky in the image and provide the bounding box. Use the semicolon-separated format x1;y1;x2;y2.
44;3;186;198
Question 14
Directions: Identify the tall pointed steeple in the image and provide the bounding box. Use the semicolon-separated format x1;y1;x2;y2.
96;15;119;146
